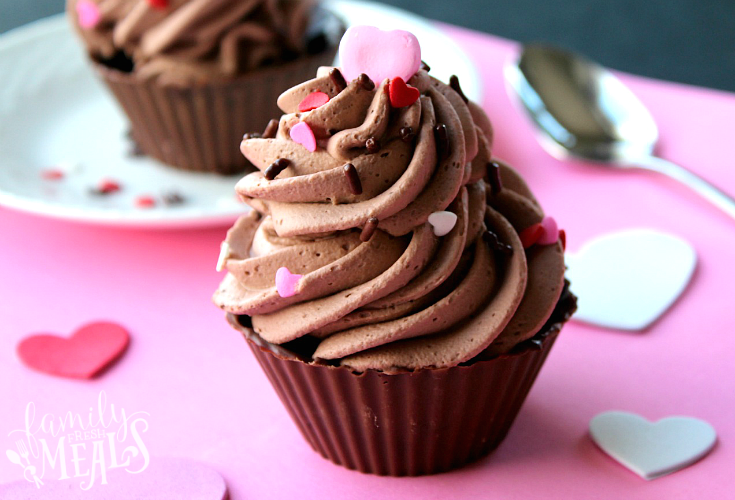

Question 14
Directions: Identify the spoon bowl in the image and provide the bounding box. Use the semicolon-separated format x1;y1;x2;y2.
506;44;735;221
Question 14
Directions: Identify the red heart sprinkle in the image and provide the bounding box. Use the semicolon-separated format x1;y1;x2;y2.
97;179;121;194
135;195;156;208
519;223;544;248
41;169;64;180
389;77;420;108
17;322;130;379
147;0;169;9
298;91;330;112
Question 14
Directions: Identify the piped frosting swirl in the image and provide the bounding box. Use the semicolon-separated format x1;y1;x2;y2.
214;67;566;373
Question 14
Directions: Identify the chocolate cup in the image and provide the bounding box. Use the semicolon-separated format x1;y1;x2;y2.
226;291;575;476
96;47;338;175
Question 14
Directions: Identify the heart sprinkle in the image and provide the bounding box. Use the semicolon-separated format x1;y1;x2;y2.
538;216;559;245
298;92;330;113
339;26;421;84
389;77;420;108
275;267;302;298
428;211;457;237
135;195;156;209
76;0;101;29
289;122;317;152
360;217;379;242
343;163;362;195
91;179;121;195
449;75;469;103
264;158;290;180
216;241;231;272
147;0;169;9
519;223;544;248
41;169;65;180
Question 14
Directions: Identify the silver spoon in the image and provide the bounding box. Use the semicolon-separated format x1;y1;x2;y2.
505;44;735;221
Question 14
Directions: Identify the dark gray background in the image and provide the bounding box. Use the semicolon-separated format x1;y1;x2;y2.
2;0;733;92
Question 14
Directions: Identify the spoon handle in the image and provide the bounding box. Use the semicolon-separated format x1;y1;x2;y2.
634;155;735;221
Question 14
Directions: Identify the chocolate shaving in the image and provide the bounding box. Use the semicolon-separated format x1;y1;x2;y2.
261;119;279;139
264;158;290;180
483;230;513;256
365;137;380;154
487;162;503;194
434;124;450;160
343;163;363;195
399;127;415;143
357;73;375;91
360;217;379;242
449;75;469;103
420;60;431;72
329;68;347;92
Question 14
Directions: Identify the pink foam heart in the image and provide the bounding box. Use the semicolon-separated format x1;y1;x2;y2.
427;211;457;237
0;457;227;499
538;216;559;245
276;267;302;298
289;122;316;152
339;25;422;85
76;0;101;29
17;322;129;379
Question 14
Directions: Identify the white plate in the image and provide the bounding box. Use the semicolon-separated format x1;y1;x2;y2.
0;2;481;228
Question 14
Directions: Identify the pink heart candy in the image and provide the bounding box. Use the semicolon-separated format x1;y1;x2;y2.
276;267;302;298
427;211;457;237
289;122;316;152
76;0;101;29
538;216;559;245
339;25;422;85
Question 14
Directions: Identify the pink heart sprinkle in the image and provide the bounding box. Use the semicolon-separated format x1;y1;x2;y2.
339;25;421;85
290;122;317;152
76;0;101;29
538;216;559;245
276;267;302;298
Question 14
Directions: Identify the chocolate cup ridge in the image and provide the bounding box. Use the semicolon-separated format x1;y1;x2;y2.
97;47;338;175
226;289;576;476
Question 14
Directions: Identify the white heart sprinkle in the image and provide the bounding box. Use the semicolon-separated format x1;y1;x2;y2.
566;229;696;330
590;411;716;480
427;211;457;237
216;241;231;272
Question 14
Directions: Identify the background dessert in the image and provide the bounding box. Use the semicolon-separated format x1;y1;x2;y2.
214;26;575;474
67;0;344;174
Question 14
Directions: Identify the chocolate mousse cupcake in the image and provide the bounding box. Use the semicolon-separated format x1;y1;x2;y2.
214;26;576;475
67;0;344;174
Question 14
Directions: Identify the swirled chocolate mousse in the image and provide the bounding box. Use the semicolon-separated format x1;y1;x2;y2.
67;0;337;85
214;31;567;372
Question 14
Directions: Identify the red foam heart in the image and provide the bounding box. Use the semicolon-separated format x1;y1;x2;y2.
389;77;420;108
17;322;130;379
298;91;330;112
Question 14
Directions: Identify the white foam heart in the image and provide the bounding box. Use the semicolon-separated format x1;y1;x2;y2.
565;229;696;330
590;411;716;480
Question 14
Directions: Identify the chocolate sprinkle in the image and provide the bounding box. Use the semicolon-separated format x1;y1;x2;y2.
242;132;261;140
343;163;362;195
483;230;513;256
365;137;380;154
262;119;279;139
399;127;415;143
420;60;431;72
434;123;450;160
360;217;379;242
329;68;347;92
449;75;469;103
357;73;375;91
487;162;503;194
162;192;185;205
264;158;290;180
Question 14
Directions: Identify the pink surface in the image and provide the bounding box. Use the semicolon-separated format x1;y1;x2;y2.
2;24;735;499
